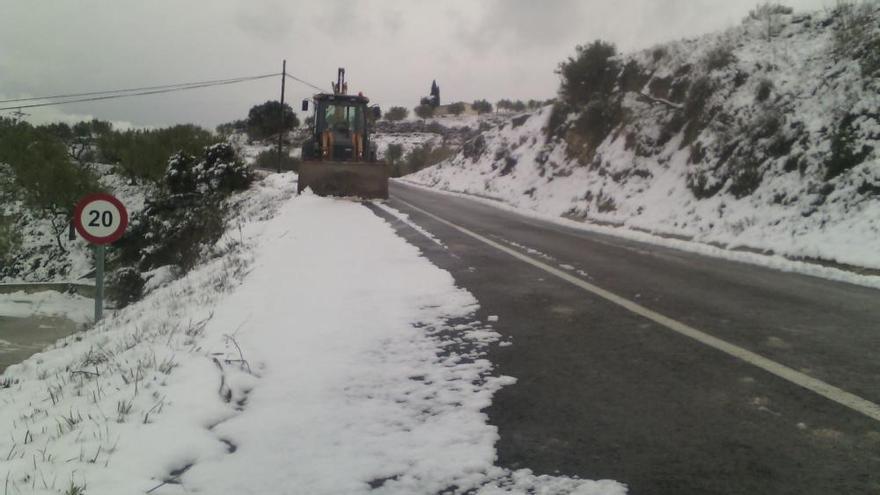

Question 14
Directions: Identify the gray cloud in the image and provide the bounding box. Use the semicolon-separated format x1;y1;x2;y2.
0;0;836;128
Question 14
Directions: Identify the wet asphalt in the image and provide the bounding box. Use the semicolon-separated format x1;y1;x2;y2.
366;181;880;495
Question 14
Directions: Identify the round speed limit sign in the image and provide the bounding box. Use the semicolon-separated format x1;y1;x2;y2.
73;193;129;245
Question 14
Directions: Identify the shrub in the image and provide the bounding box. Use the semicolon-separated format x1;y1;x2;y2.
384;143;404;165
703;44;737;70
0;215;19;263
253;149;301;171
119;198;227;273
686;170;725;199
110;266;145;308
414;104;434;119
164;143;252;195
619;60;649;92
557;40;619;107
216;119;247;136
825;113;872;180
447;102;466;116
684;77;715;120
574;98;622;149
462;135;487;162
383;106;409;121
748;3;793;39
246;101;299;141
728;159;763;198
544;102;571;142
98;124;219;182
393;144;454;177
472;99;493;114
755;78;774;102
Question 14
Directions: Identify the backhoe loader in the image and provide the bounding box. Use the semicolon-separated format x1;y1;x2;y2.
298;68;388;199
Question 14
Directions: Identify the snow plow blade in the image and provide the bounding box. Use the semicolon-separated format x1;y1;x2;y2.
297;160;390;200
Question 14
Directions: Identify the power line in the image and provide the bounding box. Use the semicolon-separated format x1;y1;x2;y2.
0;73;281;112
0;73;282;105
284;73;328;93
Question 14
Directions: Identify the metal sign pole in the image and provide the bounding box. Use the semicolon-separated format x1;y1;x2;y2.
95;245;104;321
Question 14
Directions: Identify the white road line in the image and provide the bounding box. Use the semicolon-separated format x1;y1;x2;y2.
394;197;880;423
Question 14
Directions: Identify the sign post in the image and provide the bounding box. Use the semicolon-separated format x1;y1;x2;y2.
72;193;129;322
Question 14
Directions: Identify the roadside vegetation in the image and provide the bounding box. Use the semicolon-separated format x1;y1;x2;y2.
0;106;261;306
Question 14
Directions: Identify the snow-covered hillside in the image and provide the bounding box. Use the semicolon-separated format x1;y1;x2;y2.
409;5;880;270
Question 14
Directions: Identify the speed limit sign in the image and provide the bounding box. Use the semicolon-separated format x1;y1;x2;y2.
73;193;129;245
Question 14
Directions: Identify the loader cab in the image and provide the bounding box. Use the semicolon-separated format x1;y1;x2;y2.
302;94;379;162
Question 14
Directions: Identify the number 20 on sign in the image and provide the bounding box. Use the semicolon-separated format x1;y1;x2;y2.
73;193;129;321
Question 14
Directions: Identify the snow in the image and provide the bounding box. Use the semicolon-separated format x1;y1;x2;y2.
0;290;92;325
0;173;624;494
398;179;880;290
376;202;446;248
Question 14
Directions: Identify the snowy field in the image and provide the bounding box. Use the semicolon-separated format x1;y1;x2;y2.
0;173;624;494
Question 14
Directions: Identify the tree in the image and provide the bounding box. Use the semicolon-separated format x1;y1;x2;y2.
384;106;409;121
246;101;299;141
0;125;100;251
557;40;619;107
447;102;466;116
414;104;434;119
472;99;493;114
496;99;513;112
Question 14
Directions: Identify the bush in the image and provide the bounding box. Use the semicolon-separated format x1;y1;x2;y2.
748;3;793;39
573;98;622;151
393;144;454;177
414;104;435;119
472;99;493;114
703;44;737;71
557;40;619;107
99;124;218;182
216;119;247;136
119;198;227;273
447;102;466;116
684;77;715;120
619;60;649;92
831;1;880;76
0;215;18;263
164;143;251;194
825;113;872;180
383;106;409;121
755;78;774;102
109;266;145;308
253;149;301;171
384;144;404;165
246;101;299;141
728;159;763;198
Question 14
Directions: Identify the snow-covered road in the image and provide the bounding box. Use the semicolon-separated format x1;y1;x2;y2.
0;175;624;495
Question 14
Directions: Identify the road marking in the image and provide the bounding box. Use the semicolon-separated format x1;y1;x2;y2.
393;197;880;423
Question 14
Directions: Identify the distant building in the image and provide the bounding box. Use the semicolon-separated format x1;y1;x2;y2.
420;80;441;108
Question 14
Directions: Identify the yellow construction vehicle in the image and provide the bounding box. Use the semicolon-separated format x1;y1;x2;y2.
298;68;388;199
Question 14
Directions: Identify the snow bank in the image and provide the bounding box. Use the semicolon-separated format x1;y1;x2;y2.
0;174;624;494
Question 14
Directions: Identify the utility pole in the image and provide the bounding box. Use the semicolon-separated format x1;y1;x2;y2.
278;59;287;173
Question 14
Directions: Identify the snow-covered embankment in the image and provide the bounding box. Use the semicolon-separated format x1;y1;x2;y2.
0;174;624;494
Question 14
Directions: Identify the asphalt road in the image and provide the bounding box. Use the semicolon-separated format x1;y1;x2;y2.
371;181;880;495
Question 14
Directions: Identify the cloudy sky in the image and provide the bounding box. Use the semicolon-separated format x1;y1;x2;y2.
0;0;832;129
